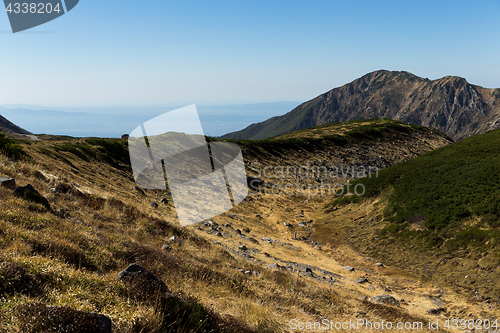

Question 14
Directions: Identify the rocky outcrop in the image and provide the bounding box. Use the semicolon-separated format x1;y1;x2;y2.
13;184;50;209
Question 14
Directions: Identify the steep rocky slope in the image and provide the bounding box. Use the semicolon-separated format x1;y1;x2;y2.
222;70;500;141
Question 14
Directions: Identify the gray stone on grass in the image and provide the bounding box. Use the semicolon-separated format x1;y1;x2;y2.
369;295;399;306
168;236;182;245
248;237;259;244
0;177;15;188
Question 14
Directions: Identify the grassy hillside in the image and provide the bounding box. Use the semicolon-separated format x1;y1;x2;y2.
0;133;374;332
332;128;500;230
224;118;450;160
329;128;500;300
0;122;477;332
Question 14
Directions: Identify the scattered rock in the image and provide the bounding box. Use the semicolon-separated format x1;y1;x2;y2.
133;186;145;196
427;308;445;315
267;263;285;271
168;236;182;245
262;237;272;243
255;214;262;219
239;245;247;251
235;229;242;234
284;222;292;227
0;177;15;188
344;266;355;272
242;227;250;233
149;202;158;208
160;197;169;204
214;232;222;237
431;297;444;308
356;278;368;284
376;262;383;267
161;244;171;251
13;184;50;209
298;213;305;218
247;237;259;244
369;295;399;306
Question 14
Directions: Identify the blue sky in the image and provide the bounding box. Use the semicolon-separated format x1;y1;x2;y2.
1;0;500;107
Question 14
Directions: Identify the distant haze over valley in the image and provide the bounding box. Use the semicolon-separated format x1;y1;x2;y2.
0;102;299;138
4;70;500;141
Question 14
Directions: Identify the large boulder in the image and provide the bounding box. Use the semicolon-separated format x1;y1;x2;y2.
13;184;50;209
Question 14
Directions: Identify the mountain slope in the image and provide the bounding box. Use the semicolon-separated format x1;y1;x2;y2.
327;128;500;301
0;114;32;136
222;70;500;141
0;121;459;332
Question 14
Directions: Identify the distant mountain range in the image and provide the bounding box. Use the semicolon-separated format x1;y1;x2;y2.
221;70;500;141
0;102;298;138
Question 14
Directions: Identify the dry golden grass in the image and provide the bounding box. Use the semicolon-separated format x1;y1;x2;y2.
0;131;488;333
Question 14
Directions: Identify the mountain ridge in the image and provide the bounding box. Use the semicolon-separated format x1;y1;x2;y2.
0;114;32;136
222;70;500;141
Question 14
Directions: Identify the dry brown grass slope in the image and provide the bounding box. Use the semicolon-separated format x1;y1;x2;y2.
0;120;477;333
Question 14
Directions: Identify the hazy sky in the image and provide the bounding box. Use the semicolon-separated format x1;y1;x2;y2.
1;0;499;107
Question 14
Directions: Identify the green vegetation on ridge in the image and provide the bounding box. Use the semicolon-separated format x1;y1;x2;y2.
332;127;500;234
224;119;443;158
